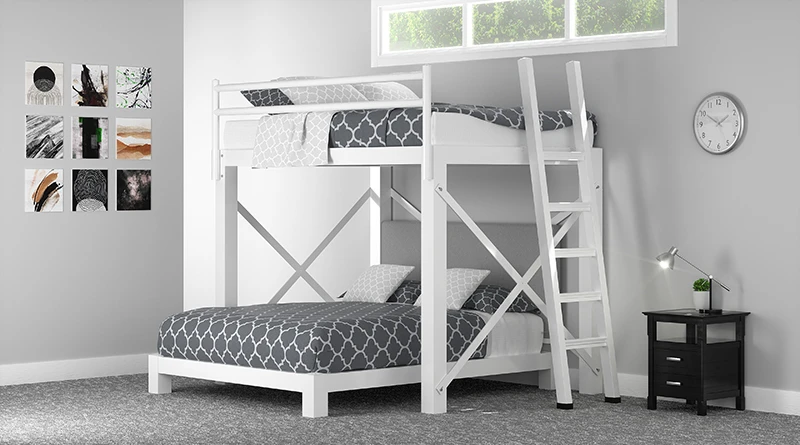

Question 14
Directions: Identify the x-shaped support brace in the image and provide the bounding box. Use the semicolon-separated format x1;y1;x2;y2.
434;186;600;393
238;189;377;304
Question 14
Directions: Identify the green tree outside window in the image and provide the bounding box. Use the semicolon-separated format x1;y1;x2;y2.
387;0;665;51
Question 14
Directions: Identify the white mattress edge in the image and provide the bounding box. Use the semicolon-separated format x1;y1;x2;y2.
222;112;595;150
465;310;545;358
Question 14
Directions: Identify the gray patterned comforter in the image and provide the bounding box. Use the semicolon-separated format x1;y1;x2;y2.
329;104;597;148
157;302;487;374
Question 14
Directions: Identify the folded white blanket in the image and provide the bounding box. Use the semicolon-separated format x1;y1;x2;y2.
251;112;333;168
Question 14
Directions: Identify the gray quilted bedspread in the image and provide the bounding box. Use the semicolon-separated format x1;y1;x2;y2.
329;104;597;148
157;302;487;374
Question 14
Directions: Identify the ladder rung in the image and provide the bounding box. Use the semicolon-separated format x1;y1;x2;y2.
559;291;602;303
565;337;607;351
549;202;591;213
554;248;596;258
543;151;585;163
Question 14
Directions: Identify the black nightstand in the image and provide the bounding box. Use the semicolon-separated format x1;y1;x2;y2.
643;309;750;416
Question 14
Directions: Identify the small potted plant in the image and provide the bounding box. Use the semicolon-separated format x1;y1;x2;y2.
693;278;710;311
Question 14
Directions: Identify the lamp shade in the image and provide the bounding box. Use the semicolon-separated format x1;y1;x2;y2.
656;247;679;270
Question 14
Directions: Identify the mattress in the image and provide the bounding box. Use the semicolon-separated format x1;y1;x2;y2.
223;112;595;151
467;310;544;357
157;302;544;374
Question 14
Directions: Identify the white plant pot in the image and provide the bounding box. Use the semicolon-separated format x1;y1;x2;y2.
693;291;710;311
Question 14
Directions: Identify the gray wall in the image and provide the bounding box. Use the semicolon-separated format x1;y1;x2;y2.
0;0;184;365
184;0;398;311
394;0;800;392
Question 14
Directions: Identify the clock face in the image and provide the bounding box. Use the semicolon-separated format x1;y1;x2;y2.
694;93;745;154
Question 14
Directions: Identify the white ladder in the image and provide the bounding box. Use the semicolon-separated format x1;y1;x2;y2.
518;58;620;408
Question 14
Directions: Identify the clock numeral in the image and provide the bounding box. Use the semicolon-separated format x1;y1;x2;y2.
707;140;711;147
699;121;704;128
716;99;722;105
735;120;739;127
727;101;730;108
717;143;721;149
708;102;713;108
700;110;707;117
733;132;737;138
726;140;730;146
701;132;706;139
733;110;737;116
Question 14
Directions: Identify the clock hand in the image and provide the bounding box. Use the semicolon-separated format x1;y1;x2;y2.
718;115;729;125
707;115;720;125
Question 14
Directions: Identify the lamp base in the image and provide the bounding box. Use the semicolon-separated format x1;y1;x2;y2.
699;308;723;315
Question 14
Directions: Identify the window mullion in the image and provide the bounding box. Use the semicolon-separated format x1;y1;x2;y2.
463;2;473;47
566;0;577;39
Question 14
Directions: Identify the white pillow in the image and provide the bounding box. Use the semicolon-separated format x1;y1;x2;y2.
415;268;491;310
342;264;415;303
353;82;419;101
277;76;368;105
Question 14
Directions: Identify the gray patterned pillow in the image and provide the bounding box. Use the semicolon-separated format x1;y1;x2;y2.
342;264;415;303
241;88;293;107
386;280;422;304
353;82;418;101
461;284;539;314
415;268;491;310
278;76;368;105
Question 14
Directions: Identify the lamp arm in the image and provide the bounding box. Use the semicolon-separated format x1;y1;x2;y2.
676;253;731;292
675;253;710;276
712;277;732;292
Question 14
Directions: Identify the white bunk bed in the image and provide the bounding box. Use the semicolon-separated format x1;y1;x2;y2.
148;59;613;417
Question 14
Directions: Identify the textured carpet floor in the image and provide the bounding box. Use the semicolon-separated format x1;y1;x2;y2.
0;374;798;445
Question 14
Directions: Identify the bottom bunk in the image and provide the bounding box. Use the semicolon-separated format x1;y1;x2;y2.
149;301;549;417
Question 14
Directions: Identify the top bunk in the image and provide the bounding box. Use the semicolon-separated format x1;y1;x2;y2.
211;66;599;179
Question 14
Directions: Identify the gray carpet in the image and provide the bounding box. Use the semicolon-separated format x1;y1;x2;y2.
0;375;798;445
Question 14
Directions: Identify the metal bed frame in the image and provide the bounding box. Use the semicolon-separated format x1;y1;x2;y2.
148;59;605;417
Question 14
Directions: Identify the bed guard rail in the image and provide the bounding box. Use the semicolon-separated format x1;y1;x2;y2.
211;68;432;180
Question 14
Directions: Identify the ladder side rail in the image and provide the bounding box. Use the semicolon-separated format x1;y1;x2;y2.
566;61;620;400
518;57;574;408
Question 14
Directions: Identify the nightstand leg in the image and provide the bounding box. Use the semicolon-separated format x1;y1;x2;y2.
647;317;656;411
697;400;707;416
736;317;746;411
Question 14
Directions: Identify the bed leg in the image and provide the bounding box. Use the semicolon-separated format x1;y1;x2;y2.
538;369;556;391
148;355;172;394
302;385;329;418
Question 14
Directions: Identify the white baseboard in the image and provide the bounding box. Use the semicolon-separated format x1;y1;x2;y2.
0;354;148;386
619;373;800;416
2;357;797;416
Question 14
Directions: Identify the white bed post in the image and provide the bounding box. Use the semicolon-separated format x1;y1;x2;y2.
148;354;172;394
370;167;392;266
213;78;238;308
302;378;329;418
579;150;603;394
420;64;447;415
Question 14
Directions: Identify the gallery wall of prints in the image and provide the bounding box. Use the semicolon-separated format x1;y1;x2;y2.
24;62;153;213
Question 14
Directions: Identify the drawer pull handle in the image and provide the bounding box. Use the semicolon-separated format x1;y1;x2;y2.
666;357;682;362
666;381;682;386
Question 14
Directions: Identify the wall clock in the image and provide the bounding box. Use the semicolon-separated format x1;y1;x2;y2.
693;93;746;154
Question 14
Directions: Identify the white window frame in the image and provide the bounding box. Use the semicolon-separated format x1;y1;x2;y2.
371;0;678;67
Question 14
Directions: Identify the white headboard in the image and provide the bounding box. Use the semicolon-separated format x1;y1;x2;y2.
381;220;553;297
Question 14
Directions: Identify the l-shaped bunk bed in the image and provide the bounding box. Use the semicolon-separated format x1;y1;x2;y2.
149;58;620;417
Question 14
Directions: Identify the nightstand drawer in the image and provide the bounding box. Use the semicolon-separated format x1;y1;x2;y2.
654;372;700;399
654;347;699;373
